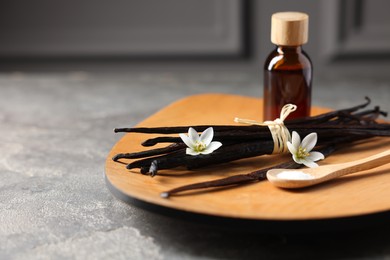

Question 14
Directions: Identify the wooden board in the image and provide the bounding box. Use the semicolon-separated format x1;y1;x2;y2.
105;94;390;221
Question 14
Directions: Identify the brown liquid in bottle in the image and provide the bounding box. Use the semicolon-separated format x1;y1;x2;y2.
263;46;312;120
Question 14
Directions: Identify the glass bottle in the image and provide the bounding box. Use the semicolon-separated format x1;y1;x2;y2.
263;12;312;121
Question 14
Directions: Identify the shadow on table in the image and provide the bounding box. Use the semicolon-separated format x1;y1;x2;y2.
126;199;390;259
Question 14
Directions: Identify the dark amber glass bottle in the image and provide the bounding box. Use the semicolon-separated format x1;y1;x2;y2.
263;12;312;121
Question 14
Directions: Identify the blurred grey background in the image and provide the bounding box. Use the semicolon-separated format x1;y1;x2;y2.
1;1;390;259
1;0;390;80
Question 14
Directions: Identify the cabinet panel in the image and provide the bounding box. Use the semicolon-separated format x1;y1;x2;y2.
321;0;390;60
0;0;244;58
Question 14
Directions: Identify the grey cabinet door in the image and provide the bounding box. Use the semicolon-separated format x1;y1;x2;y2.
321;0;390;60
318;0;390;77
1;0;390;78
0;0;244;58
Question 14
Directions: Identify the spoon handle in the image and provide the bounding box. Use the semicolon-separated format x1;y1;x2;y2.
329;149;390;179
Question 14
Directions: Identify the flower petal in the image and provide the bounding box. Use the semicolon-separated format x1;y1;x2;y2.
307;151;325;162
301;158;319;168
292;154;302;164
188;127;200;143
291;131;301;150
199;127;214;146
186;148;200;156
179;133;194;148
201;141;222;154
287;141;297;155
301;132;317;152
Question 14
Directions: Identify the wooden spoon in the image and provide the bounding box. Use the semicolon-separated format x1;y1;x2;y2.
267;149;390;189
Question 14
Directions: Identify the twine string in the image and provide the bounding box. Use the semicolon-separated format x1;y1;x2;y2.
234;104;297;154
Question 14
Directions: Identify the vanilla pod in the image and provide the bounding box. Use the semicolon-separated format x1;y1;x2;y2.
113;99;389;177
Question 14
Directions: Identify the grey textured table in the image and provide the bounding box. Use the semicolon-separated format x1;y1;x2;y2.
1;72;389;259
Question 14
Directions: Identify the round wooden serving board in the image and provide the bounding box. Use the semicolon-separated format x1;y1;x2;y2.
105;94;390;222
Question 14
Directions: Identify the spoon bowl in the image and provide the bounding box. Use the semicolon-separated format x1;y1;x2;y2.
267;149;390;189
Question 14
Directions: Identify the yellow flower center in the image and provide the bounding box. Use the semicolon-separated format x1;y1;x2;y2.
296;146;310;159
194;141;207;152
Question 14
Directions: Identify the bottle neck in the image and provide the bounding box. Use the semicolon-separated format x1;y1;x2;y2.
276;45;303;54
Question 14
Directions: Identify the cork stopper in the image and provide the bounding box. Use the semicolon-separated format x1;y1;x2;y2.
271;12;309;46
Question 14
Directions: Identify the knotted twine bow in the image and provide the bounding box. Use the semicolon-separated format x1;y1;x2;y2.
234;104;297;154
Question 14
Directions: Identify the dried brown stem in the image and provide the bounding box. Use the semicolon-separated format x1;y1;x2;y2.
160;145;338;198
113;143;186;160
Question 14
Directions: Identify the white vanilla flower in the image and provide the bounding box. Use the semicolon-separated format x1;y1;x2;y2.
287;131;325;168
179;127;222;156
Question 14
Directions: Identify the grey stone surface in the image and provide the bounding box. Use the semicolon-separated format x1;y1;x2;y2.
0;72;389;260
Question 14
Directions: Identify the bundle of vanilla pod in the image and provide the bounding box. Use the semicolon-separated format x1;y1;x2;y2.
113;98;390;180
